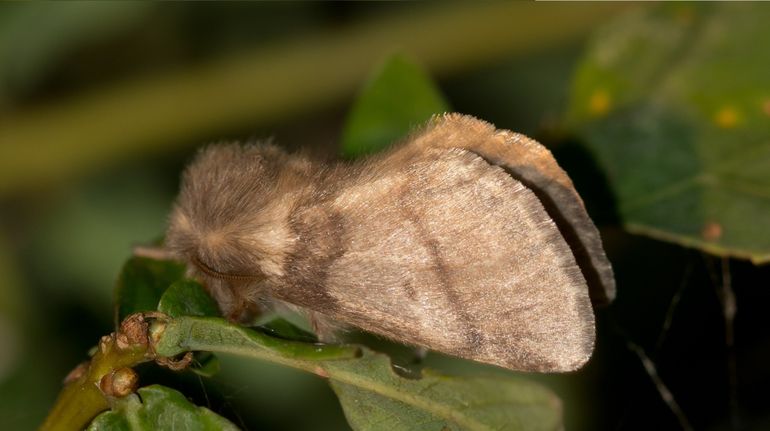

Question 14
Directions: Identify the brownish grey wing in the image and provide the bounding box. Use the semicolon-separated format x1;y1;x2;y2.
324;148;595;372
403;113;616;305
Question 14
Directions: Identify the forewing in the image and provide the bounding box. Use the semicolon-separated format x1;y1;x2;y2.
325;148;594;372
406;113;616;305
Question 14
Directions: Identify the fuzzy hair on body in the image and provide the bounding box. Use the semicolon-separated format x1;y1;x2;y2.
165;113;615;372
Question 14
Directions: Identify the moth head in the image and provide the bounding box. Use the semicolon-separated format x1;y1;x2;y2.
165;143;296;321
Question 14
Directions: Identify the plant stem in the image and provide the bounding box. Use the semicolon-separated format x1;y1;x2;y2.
39;323;151;431
40;314;357;430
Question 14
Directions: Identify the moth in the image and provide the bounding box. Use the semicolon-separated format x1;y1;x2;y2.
165;113;615;372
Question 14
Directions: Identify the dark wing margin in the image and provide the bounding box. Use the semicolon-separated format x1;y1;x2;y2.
406;113;616;305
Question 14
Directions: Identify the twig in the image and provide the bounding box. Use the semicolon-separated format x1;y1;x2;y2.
719;257;740;431
627;342;693;431
654;258;693;355
703;255;741;430
39;314;156;431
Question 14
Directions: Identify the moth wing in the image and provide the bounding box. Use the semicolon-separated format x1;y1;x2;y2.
403;113;616;305
325;148;594;372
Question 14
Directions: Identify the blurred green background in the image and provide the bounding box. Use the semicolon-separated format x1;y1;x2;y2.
1;3;769;430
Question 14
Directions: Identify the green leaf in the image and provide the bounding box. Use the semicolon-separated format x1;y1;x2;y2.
567;3;770;263
126;263;224;377
341;54;450;158
258;317;318;343
87;410;130;431
153;317;562;431
154;316;363;365
86;385;238;431
329;363;561;431
114;257;186;324
157;280;221;318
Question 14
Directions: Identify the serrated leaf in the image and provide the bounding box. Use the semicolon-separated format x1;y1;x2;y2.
341;54;450;158
153;317;562;431
86;385;238;431
114;257;186;324
157;279;220;318
567;3;770;263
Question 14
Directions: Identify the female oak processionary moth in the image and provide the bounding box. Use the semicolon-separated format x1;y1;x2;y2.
166;113;615;372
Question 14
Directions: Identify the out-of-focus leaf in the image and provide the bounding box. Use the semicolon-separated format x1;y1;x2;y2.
567;3;770;263
157;280;220;318
86;385;238;431
0;2;151;104
0;236;58;431
0;234;25;379
114;257;185;324
154;317;562;431
29;173;173;312
341;54;449;158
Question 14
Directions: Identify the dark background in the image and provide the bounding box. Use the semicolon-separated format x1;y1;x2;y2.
0;3;767;430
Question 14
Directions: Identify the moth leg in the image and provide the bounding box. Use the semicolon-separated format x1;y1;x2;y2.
225;290;270;326
201;278;271;326
225;296;253;323
411;346;429;364
309;311;344;343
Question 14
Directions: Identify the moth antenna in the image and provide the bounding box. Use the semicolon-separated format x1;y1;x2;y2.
192;255;265;283
132;245;178;261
